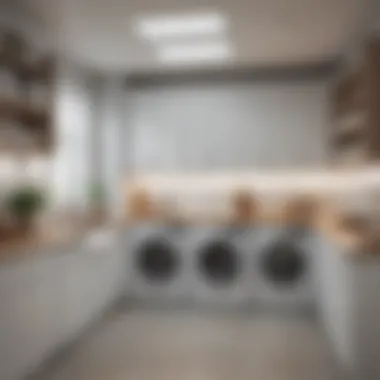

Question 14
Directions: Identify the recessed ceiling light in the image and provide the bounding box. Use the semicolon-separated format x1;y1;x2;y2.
135;13;227;41
158;41;232;64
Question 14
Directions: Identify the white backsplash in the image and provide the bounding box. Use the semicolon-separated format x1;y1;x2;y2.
127;167;380;219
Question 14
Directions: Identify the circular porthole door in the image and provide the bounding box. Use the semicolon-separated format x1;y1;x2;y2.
260;240;306;287
198;240;240;286
287;225;310;240
136;238;179;283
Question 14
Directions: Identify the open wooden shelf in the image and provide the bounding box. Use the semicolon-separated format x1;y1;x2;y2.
332;122;366;150
0;97;50;126
0;29;55;155
331;37;380;165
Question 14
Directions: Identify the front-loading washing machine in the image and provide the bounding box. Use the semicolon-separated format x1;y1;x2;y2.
126;222;190;306
250;224;316;313
186;225;252;310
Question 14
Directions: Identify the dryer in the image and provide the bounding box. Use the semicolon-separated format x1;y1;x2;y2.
187;226;252;310
126;222;190;306
251;224;317;313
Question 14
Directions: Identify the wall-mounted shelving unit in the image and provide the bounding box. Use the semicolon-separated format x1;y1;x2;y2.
331;38;380;166
0;29;55;154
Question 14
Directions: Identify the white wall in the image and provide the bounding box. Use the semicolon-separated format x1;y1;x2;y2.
0;0;108;212
0;0;99;212
51;62;98;210
97;77;126;218
127;79;329;173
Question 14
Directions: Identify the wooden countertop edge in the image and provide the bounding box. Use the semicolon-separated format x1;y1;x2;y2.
315;222;363;252
313;212;379;257
0;234;85;265
0;213;376;265
0;220;127;265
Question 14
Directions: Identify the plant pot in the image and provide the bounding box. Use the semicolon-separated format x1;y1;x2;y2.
89;206;107;227
15;216;35;238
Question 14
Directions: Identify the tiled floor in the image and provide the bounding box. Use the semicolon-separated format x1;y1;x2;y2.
40;309;340;380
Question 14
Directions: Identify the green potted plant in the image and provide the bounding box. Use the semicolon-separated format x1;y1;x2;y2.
88;182;107;225
6;185;47;235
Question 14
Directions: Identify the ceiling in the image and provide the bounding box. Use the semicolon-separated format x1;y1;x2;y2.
24;0;370;73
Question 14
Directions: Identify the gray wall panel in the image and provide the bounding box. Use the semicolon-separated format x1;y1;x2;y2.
127;80;329;172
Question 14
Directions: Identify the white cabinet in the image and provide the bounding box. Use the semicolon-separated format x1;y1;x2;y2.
62;235;124;344
63;249;96;342
315;235;380;379
0;233;126;380
0;256;67;379
0;260;41;380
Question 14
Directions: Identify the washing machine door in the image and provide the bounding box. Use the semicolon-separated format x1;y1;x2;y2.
197;239;241;286
260;238;307;287
136;237;180;284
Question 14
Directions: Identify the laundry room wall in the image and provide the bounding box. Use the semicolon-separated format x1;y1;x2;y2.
125;75;330;173
94;76;127;218
53;69;129;217
0;0;54;200
51;61;101;211
0;0;104;214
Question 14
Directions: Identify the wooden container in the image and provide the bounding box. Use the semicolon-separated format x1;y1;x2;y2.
230;190;259;225
338;212;371;235
282;195;319;227
361;228;380;253
127;187;156;222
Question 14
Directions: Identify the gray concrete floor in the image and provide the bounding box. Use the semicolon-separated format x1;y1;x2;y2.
40;309;341;380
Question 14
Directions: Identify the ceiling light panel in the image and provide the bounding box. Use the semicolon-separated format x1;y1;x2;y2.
135;12;227;41
158;41;232;64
